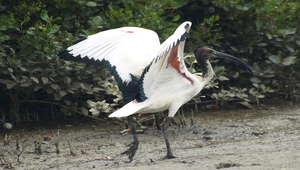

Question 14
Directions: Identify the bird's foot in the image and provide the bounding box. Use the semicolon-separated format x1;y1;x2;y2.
121;140;139;162
160;153;177;160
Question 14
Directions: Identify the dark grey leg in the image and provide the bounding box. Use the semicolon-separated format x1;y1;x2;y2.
162;117;176;159
122;116;139;162
155;113;161;130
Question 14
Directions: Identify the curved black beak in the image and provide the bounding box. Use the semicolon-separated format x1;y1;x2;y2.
212;51;253;74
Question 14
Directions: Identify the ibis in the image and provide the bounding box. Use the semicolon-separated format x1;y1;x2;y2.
59;21;253;162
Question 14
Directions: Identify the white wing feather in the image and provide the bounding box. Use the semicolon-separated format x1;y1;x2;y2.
142;21;192;99
66;27;160;83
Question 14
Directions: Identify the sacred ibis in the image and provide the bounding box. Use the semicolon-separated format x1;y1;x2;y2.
59;21;253;162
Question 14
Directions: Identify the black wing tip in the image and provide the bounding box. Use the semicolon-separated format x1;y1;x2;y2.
57;50;68;57
58;50;74;60
179;32;189;42
58;50;97;65
74;37;87;44
185;23;190;29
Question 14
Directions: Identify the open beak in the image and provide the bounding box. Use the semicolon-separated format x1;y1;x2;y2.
212;51;253;74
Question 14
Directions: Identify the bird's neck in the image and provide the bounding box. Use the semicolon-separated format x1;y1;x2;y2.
201;61;214;83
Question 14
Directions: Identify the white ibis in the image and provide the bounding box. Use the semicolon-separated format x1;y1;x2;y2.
59;21;253;162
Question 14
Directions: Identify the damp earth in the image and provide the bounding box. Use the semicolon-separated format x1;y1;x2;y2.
1;101;300;170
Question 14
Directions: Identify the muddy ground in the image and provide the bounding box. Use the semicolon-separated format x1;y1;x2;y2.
1;101;300;170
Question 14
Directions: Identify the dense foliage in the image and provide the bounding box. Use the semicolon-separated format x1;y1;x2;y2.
0;0;299;125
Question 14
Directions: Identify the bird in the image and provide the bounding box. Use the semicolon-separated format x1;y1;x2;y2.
59;21;253;162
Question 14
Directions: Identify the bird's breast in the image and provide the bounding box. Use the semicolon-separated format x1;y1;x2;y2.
137;81;202;114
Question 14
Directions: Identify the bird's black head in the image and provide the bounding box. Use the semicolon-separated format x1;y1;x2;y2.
194;47;214;69
194;47;253;74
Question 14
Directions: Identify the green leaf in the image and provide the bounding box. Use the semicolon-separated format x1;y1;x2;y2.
92;16;102;26
256;43;267;47
42;77;49;84
266;33;272;39
218;76;229;81
7;83;15;89
63;22;74;29
238;101;253;109
245;2;255;9
47;25;60;36
50;84;59;90
64;100;72;106
9;74;17;81
92;87;105;92
274;0;284;4
250;77;262;83
59;90;67;97
40;10;49;21
282;56;296;66
54;93;61;101
0;79;12;85
268;55;280;64
23;17;30;23
235;4;248;11
30;76;39;84
79;107;88;115
64;76;72;84
8;68;13;73
172;15;180;22
86;1;97;7
19;66;27;71
255;20;262;31
285;28;296;36
34;86;43;92
286;46;294;52
20;81;32;87
46;87;54;94
169;1;186;9
257;94;265;98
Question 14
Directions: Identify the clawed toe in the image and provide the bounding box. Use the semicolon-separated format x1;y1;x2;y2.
122;141;139;162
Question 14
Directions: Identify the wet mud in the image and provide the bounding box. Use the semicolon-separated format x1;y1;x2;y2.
1;102;300;169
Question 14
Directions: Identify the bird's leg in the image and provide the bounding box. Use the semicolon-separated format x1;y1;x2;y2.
162;117;176;160
154;113;161;130
121;116;139;162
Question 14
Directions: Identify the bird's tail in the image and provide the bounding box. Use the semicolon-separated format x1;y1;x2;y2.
108;101;145;118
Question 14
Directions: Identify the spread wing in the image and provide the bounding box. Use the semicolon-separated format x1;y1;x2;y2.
59;27;161;95
137;21;193;102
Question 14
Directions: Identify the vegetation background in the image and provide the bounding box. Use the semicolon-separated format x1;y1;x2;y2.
0;0;299;125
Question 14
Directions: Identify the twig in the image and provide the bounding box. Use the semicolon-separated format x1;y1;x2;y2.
16;134;20;151
181;110;186;126
4;134;10;146
154;113;161;130
35;135;42;155
177;112;183;127
53;130;60;154
17;139;28;163
190;109;194;126
68;134;77;156
195;103;198;113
